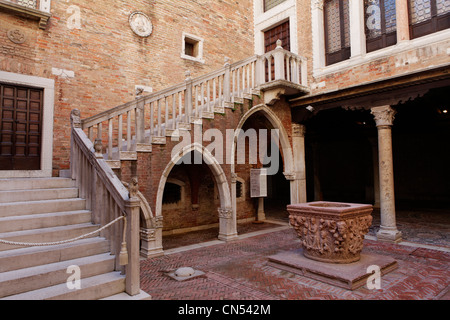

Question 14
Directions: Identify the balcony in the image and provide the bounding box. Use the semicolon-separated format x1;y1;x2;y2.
0;0;51;29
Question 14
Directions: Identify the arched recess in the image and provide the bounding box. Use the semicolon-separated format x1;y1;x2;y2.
231;104;296;203
155;142;236;242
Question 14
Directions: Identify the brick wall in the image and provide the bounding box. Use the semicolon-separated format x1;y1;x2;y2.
310;38;450;95
0;0;254;175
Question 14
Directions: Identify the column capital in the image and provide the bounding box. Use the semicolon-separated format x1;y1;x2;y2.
140;228;156;241
218;207;233;219
371;106;397;127
283;172;297;181
292;123;306;137
312;0;324;10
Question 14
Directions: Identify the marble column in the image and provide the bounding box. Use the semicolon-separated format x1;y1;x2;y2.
257;197;266;221
349;0;367;58
371;106;402;243
218;207;238;241
369;137;381;208
291;123;307;203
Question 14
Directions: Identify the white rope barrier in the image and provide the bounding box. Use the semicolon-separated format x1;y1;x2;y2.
0;216;125;247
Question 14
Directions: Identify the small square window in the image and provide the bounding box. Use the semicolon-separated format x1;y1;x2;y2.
181;33;205;63
185;42;195;57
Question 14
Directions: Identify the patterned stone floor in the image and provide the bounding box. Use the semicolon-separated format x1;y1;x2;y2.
163;206;450;250
142;207;449;301
369;208;450;248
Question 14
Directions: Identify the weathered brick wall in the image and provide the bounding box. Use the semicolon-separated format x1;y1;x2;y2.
310;38;450;95
0;0;254;175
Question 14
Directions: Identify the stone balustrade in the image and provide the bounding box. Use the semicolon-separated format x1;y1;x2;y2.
79;43;309;162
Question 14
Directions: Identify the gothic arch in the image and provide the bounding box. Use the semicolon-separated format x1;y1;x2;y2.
231;104;294;179
155;142;232;219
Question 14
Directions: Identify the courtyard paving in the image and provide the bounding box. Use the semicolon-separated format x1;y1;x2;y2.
140;208;449;301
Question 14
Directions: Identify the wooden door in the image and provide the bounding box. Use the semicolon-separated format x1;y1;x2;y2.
264;20;291;52
264;21;291;82
0;83;43;170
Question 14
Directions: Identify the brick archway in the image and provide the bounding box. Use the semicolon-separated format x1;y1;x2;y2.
155;142;236;242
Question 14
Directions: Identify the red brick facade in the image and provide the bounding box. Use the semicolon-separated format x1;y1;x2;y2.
0;0;254;175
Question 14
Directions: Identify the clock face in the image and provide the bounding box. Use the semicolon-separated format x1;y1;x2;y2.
129;12;153;37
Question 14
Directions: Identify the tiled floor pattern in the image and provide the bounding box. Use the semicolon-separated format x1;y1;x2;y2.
142;226;449;300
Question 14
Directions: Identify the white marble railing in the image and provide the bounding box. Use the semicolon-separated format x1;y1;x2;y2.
80;42;308;160
70;109;141;296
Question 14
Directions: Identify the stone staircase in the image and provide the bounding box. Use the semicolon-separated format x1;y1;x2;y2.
0;177;147;300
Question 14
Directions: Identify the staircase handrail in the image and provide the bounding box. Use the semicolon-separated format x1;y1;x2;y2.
70;109;141;296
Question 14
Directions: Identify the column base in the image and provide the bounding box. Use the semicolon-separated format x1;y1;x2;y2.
140;247;164;259
377;227;402;243
218;233;239;242
257;197;266;221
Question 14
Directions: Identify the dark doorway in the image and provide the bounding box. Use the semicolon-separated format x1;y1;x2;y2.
305;108;375;204
0;83;42;170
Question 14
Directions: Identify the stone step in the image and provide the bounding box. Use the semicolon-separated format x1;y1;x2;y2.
0;253;116;298
0;210;92;233
0;237;110;273
2;272;126;300
0;198;86;218
0;223;99;252
0;187;79;203
0;178;75;191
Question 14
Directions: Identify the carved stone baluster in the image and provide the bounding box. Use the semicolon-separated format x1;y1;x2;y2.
178;93;183;127
172;93;177;130
127;111;131;151
157;99;162;136
185;71;192;124
118;114;123;152
108;118;113;160
223;58;231;105
207;80;211;113
88;127;94;142
150;102;154;138
213;78;217;108
194;85;199;118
